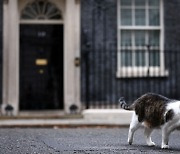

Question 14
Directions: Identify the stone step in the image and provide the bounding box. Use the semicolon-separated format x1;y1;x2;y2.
82;109;133;125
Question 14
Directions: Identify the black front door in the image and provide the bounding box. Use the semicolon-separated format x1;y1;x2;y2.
20;25;63;110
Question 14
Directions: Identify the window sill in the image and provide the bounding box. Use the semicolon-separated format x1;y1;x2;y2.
116;67;169;78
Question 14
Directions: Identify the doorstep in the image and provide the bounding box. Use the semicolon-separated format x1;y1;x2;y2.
82;109;133;125
0;110;83;119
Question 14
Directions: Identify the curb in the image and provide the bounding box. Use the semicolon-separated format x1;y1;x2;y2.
0;109;133;128
0;119;130;128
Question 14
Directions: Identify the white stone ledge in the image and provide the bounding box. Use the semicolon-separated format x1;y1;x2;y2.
82;109;134;125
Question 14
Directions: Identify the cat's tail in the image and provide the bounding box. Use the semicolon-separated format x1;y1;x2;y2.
119;97;134;111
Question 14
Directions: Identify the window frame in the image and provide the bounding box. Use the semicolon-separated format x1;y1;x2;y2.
20;0;63;24
117;0;168;78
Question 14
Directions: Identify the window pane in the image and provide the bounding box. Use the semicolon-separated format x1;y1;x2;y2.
121;50;132;66
149;30;159;46
135;50;145;66
135;0;145;6
121;0;132;6
135;31;146;46
121;9;132;25
121;30;132;46
149;50;160;66
149;9;160;25
149;0;159;7
135;9;146;25
21;1;62;20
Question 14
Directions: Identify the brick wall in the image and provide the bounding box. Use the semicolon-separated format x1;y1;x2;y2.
81;0;180;107
164;0;180;47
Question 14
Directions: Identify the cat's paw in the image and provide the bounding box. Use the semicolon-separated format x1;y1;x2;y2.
147;141;156;146
161;144;169;149
128;139;133;145
128;141;132;145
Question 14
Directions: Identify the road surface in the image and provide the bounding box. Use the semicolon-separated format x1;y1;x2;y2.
0;127;179;153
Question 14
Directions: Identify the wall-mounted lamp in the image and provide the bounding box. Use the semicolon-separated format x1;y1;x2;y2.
74;57;81;67
4;0;9;4
75;0;80;4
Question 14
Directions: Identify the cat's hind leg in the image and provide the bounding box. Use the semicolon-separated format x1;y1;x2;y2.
144;127;155;146
128;112;141;145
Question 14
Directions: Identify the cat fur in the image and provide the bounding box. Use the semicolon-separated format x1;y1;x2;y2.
119;93;180;149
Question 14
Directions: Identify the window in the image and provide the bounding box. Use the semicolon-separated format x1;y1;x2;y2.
20;0;62;22
117;0;167;77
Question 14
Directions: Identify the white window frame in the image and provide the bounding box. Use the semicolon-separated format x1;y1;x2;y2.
117;0;168;78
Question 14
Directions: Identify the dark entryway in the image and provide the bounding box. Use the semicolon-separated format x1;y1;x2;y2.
20;25;63;110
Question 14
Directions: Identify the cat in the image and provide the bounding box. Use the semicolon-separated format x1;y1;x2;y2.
119;93;180;149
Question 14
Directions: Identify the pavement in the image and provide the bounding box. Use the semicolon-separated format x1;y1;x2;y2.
0;127;180;153
0;109;133;128
1;110;180;153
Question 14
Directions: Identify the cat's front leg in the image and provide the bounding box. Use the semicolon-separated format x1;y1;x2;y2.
161;121;177;149
161;135;169;149
161;126;170;149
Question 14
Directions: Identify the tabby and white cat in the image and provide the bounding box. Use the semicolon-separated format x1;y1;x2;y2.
119;93;180;149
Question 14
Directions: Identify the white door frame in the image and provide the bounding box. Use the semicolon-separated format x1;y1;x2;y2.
3;0;81;115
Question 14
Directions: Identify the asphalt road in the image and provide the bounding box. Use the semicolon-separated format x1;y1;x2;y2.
0;127;180;154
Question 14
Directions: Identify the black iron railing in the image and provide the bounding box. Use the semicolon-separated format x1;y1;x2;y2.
81;48;180;109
